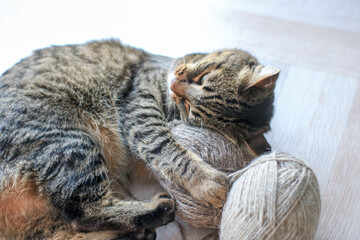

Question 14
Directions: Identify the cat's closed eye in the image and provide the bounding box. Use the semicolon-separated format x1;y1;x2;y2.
198;73;209;85
192;71;210;85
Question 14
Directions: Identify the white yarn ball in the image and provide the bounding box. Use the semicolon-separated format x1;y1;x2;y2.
220;152;321;240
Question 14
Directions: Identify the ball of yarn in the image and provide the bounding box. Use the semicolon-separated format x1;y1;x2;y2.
164;121;256;228
220;152;321;239
168;121;256;173
164;121;321;239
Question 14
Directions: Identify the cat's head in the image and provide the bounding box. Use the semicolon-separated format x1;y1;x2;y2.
168;49;280;146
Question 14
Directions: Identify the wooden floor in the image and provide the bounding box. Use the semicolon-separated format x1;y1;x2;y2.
1;0;359;239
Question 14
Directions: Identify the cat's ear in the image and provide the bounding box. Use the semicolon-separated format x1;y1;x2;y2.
246;66;280;90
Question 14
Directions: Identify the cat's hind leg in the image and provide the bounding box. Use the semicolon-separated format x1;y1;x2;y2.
0;178;165;239
72;192;175;233
37;128;175;233
2;126;174;237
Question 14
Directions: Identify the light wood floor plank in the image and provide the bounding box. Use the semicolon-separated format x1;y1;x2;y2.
214;0;360;34
218;11;360;78
266;66;359;239
315;84;360;239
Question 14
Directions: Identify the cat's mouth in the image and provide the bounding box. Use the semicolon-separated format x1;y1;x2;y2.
171;93;191;121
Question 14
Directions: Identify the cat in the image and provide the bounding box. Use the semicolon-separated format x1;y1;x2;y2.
0;39;279;239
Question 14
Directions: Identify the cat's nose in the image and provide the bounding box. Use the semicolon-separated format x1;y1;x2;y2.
170;77;188;98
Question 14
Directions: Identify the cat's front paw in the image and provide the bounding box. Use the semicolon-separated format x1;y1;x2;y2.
134;192;175;229
190;167;229;208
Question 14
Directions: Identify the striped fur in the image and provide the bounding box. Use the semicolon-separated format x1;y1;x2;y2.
0;40;278;239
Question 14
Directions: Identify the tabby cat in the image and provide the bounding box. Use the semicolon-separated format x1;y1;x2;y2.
0;40;279;239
